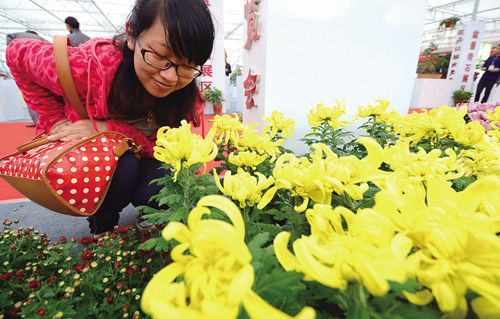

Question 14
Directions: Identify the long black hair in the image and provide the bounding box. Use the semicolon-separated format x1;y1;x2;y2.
108;0;214;127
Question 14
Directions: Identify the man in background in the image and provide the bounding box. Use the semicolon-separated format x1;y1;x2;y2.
474;44;500;103
64;16;90;47
6;30;46;127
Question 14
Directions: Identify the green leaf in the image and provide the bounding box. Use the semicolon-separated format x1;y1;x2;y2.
389;279;419;294
265;209;289;221
158;194;182;206
247;232;270;260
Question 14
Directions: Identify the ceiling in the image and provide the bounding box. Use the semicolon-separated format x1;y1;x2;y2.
0;0;499;75
0;0;244;75
423;0;500;52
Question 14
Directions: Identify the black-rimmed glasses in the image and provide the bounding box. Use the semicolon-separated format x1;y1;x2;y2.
137;39;203;79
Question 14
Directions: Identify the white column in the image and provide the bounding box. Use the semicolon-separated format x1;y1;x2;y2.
199;0;226;114
242;0;428;140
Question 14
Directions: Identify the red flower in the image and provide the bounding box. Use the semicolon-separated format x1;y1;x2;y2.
16;270;23;276
0;272;14;281
3;219;11;225
73;264;85;273
117;282;124;289
126;268;134;276
80;249;95;261
34;268;41;275
9;307;20;315
36;253;43;259
59;236;67;243
29;280;42;290
36;308;46;315
111;233;117;239
114;262;121;268
106;295;115;304
139;249;153;258
116;225;133;234
121;235;129;240
122;305;129;312
9;243;16;249
47;276;56;282
98;241;104;247
141;267;148;273
80;237;99;245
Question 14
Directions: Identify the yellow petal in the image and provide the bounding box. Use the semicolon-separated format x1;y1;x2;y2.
243;290;316;319
403;289;433;306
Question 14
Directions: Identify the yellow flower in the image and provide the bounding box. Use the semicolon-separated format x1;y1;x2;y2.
259;138;384;211
238;129;283;162
457;134;500;179
485;106;500;131
382;140;463;182
374;175;500;315
471;297;500;319
141;195;315;319
274;204;409;296
213;168;275;208
356;100;390;119
210;113;256;146
262;110;295;139
228;151;268;169
308;101;352;129
154;120;218;181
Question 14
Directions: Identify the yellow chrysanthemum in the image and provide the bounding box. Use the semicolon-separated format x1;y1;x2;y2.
210;113;257;146
154;120;218;181
141;195;315;319
228;151;268;169
383;140;463;182
238;129;283;162
258;138;384;212
307;101;353;129
485;106;500;131
262;110;295;139
274;204;409;296
373;175;500;316
213;168;275;208
457;133;500;179
356;99;390;119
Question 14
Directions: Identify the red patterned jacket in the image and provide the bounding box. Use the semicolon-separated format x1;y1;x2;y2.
6;37;197;158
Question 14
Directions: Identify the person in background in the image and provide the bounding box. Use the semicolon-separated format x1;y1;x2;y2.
7;0;214;236
474;44;500;103
225;51;232;76
64;16;91;47
6;30;47;127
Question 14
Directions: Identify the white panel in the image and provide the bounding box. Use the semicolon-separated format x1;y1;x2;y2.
199;0;226;114
242;0;428;145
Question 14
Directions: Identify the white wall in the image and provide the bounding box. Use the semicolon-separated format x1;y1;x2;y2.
0;79;30;122
243;0;428;139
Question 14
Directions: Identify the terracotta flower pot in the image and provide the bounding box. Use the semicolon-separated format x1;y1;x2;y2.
445;20;457;28
213;104;222;115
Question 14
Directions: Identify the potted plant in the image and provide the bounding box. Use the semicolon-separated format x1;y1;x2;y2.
416;43;448;78
202;86;225;115
452;90;473;105
438;17;461;32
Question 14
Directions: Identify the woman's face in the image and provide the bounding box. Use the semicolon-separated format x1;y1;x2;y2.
127;17;196;99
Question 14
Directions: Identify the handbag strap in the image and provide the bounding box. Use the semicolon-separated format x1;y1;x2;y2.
53;35;89;119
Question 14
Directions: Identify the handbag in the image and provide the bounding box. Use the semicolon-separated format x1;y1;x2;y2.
0;36;141;217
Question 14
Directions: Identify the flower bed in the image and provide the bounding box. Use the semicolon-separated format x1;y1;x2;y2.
2;100;500;318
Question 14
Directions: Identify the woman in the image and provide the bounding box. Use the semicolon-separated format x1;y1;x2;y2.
6;0;214;235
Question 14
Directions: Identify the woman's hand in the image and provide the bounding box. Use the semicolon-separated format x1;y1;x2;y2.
47;120;107;141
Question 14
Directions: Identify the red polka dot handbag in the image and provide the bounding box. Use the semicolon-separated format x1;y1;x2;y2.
0;36;142;216
0;132;140;216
